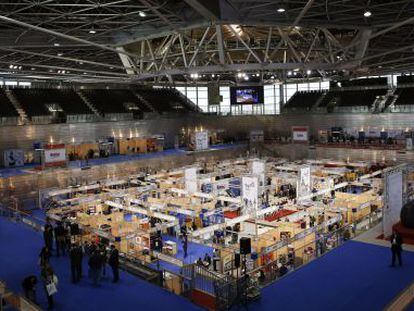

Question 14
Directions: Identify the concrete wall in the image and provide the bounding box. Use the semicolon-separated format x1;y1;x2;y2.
1;113;414;152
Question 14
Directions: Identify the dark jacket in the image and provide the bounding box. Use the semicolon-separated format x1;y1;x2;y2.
108;249;119;267
391;233;403;252
88;252;103;270
70;246;83;265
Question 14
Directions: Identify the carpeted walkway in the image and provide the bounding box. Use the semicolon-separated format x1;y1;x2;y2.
0;216;201;311
249;240;414;311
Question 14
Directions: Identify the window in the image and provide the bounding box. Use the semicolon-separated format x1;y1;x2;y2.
219;87;230;114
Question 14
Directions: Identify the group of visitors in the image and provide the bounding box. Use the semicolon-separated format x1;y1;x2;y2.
21;218;120;309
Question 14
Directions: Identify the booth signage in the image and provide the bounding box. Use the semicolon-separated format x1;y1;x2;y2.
292;126;309;142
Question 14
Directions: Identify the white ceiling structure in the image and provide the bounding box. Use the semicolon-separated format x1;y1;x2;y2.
0;0;413;84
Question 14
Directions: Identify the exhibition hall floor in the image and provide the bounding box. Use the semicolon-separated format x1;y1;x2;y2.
0;216;201;311
0;143;245;178
250;240;414;311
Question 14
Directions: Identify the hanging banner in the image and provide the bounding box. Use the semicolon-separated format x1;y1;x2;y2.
195;131;209;150
292;126;309;142
252;160;265;188
406;138;413;151
297;165;312;198
241;175;259;215
185;167;198;194
383;170;403;237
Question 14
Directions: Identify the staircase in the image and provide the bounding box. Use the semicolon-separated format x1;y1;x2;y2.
383;89;398;112
311;92;327;111
5;89;28;124
132;91;157;113
75;90;102;117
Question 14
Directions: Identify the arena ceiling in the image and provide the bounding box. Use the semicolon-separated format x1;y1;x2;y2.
0;0;414;84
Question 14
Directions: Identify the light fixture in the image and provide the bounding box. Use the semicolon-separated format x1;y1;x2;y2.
364;10;372;17
31;67;36;71
83;72;87;75
270;75;275;79
337;82;342;87
277;8;285;13
109;66;114;69
89;29;96;34
57;53;63;57
9;64;13;69
211;74;215;78
139;11;146;17
306;69;312;75
244;75;249;81
54;43;60;47
190;73;199;79
287;71;292;76
18;66;22;70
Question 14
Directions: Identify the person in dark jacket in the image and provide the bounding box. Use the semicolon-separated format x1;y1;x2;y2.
21;275;37;304
43;220;54;251
41;264;58;310
69;244;83;283
54;222;66;257
390;231;403;267
99;243;107;277
88;250;103;286
108;245;119;283
39;246;51;268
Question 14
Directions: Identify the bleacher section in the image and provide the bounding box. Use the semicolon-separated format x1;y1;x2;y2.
283;90;324;111
394;88;414;106
319;89;387;108
80;89;139;115
11;89;51;117
0;89;18;117
12;88;92;117
136;88;200;113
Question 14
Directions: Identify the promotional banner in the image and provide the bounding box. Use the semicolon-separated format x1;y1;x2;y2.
292;126;309;142
185;167;198;194
406;138;413;151
252;160;265;188
44;148;66;164
195;131;209;150
297;165;312;198
241;175;259;215
3;149;24;167
383;170;403;237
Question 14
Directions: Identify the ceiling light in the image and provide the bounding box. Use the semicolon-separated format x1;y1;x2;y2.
79;61;83;65
287;71;292;76
211;74;215;78
31;67;35;71
89;29;96;34
54;43;60;47
9;64;13;69
18;66;22;70
364;10;372;17
306;69;312;75
244;75;249;81
109;66;114;69
83;72;87;75
57;53;63;57
277;8;285;13
270;75;275;79
139;11;146;17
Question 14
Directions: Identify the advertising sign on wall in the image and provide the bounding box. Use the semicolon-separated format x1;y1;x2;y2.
43;144;66;168
292;126;309;142
241;175;259;215
383;170;403;237
3;149;24;167
297;165;312;198
195;131;209;151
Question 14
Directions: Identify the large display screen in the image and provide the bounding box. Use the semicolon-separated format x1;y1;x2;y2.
230;86;264;105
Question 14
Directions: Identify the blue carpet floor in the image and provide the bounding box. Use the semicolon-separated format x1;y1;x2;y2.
0;216;201;311
249;240;414;311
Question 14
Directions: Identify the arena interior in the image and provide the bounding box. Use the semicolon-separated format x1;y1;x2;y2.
1;1;414;311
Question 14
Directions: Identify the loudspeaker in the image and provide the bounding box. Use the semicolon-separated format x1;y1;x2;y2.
240;237;251;255
234;253;241;268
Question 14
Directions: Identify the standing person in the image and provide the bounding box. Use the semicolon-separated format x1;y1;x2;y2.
182;234;188;259
54;222;66;257
21;275;37;304
99;243;107;278
39;246;51;267
108;245;119;283
69;244;82;283
43;220;54;252
88;250;102;286
390;230;403;267
41;264;58;310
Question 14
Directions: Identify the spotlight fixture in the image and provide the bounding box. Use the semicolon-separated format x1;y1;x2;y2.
244;75;249;81
9;64;13;69
89;29;96;34
139;11;146;17
31;67;36;71
306;69;312;75
18;66;22;70
190;73;199;79
287;71;292;76
57;53;63;57
363;10;372;17
277;8;285;13
270;75;275;79
53;43;60;47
